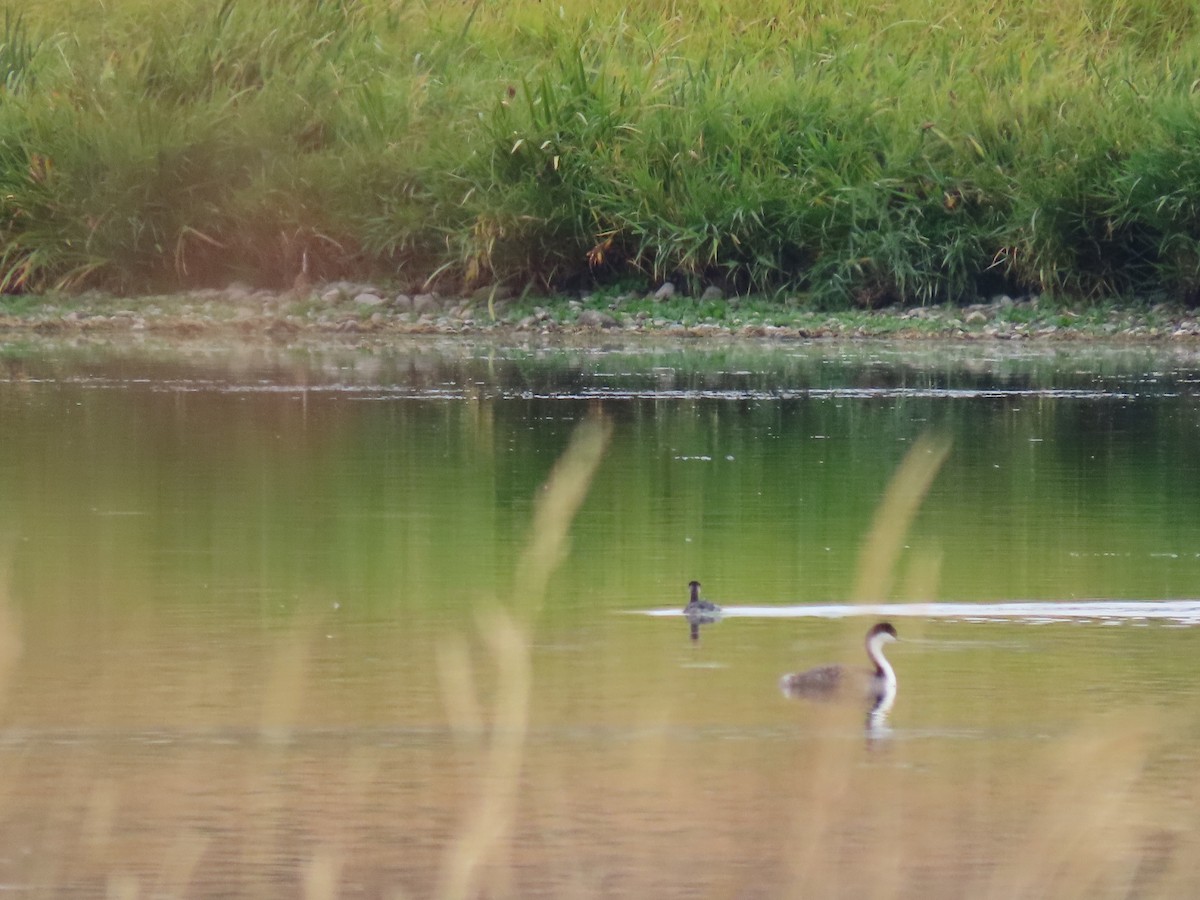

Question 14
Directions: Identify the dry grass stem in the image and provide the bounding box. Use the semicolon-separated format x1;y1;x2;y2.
436;635;485;740
439;413;611;898
514;412;613;610
303;849;343;900
0;544;22;713
851;433;952;603
259;623;315;742
436;608;531;899
984;714;1158;899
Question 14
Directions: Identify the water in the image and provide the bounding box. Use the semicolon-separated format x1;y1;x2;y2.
2;336;1200;896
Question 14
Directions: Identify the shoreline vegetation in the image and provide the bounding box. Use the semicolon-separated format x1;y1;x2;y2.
6;2;1200;317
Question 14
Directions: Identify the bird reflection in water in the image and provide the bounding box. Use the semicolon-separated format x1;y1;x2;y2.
864;688;896;743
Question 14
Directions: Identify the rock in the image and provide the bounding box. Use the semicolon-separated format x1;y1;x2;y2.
353;292;386;307
652;282;676;301
700;285;724;302
393;293;413;311
332;280;369;295
965;310;988;325
577;309;618;328
413;293;439;315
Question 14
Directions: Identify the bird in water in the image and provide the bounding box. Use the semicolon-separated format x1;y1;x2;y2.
683;580;721;641
778;622;898;709
683;580;721;618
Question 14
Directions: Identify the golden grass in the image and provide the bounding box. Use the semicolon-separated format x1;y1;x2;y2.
851;433;953;604
513;413;614;611
0;545;21;716
437;412;612;899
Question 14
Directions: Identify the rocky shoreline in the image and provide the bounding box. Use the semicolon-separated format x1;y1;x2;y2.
4;281;1200;342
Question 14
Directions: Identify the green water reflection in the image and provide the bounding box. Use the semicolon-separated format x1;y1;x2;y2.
5;339;1200;616
1;336;1200;895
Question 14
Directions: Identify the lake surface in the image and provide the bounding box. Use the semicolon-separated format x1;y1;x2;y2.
2;335;1200;896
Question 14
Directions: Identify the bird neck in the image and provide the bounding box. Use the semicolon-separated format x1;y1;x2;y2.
689;583;700;604
866;635;896;689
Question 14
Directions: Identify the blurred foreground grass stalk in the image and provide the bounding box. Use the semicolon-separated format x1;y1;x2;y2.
6;0;1200;304
0;544;19;714
852;432;952;604
438;412;611;899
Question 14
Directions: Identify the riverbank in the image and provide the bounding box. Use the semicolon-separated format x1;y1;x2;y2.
3;284;1200;342
8;2;1200;306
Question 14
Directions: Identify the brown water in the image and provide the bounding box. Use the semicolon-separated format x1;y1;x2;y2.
2;337;1200;896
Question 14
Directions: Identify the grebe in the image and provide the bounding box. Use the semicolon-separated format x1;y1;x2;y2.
683;580;721;619
779;622;898;704
683;580;721;641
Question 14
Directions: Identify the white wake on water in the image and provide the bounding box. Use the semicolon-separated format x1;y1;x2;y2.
640;600;1200;625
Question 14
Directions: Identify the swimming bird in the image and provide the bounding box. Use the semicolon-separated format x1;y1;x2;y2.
683;580;721;619
779;622;898;705
683;580;722;641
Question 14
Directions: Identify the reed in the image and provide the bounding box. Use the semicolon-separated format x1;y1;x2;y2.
438;412;611;899
7;1;1200;302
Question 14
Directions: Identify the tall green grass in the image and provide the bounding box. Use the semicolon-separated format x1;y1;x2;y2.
5;0;1200;304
